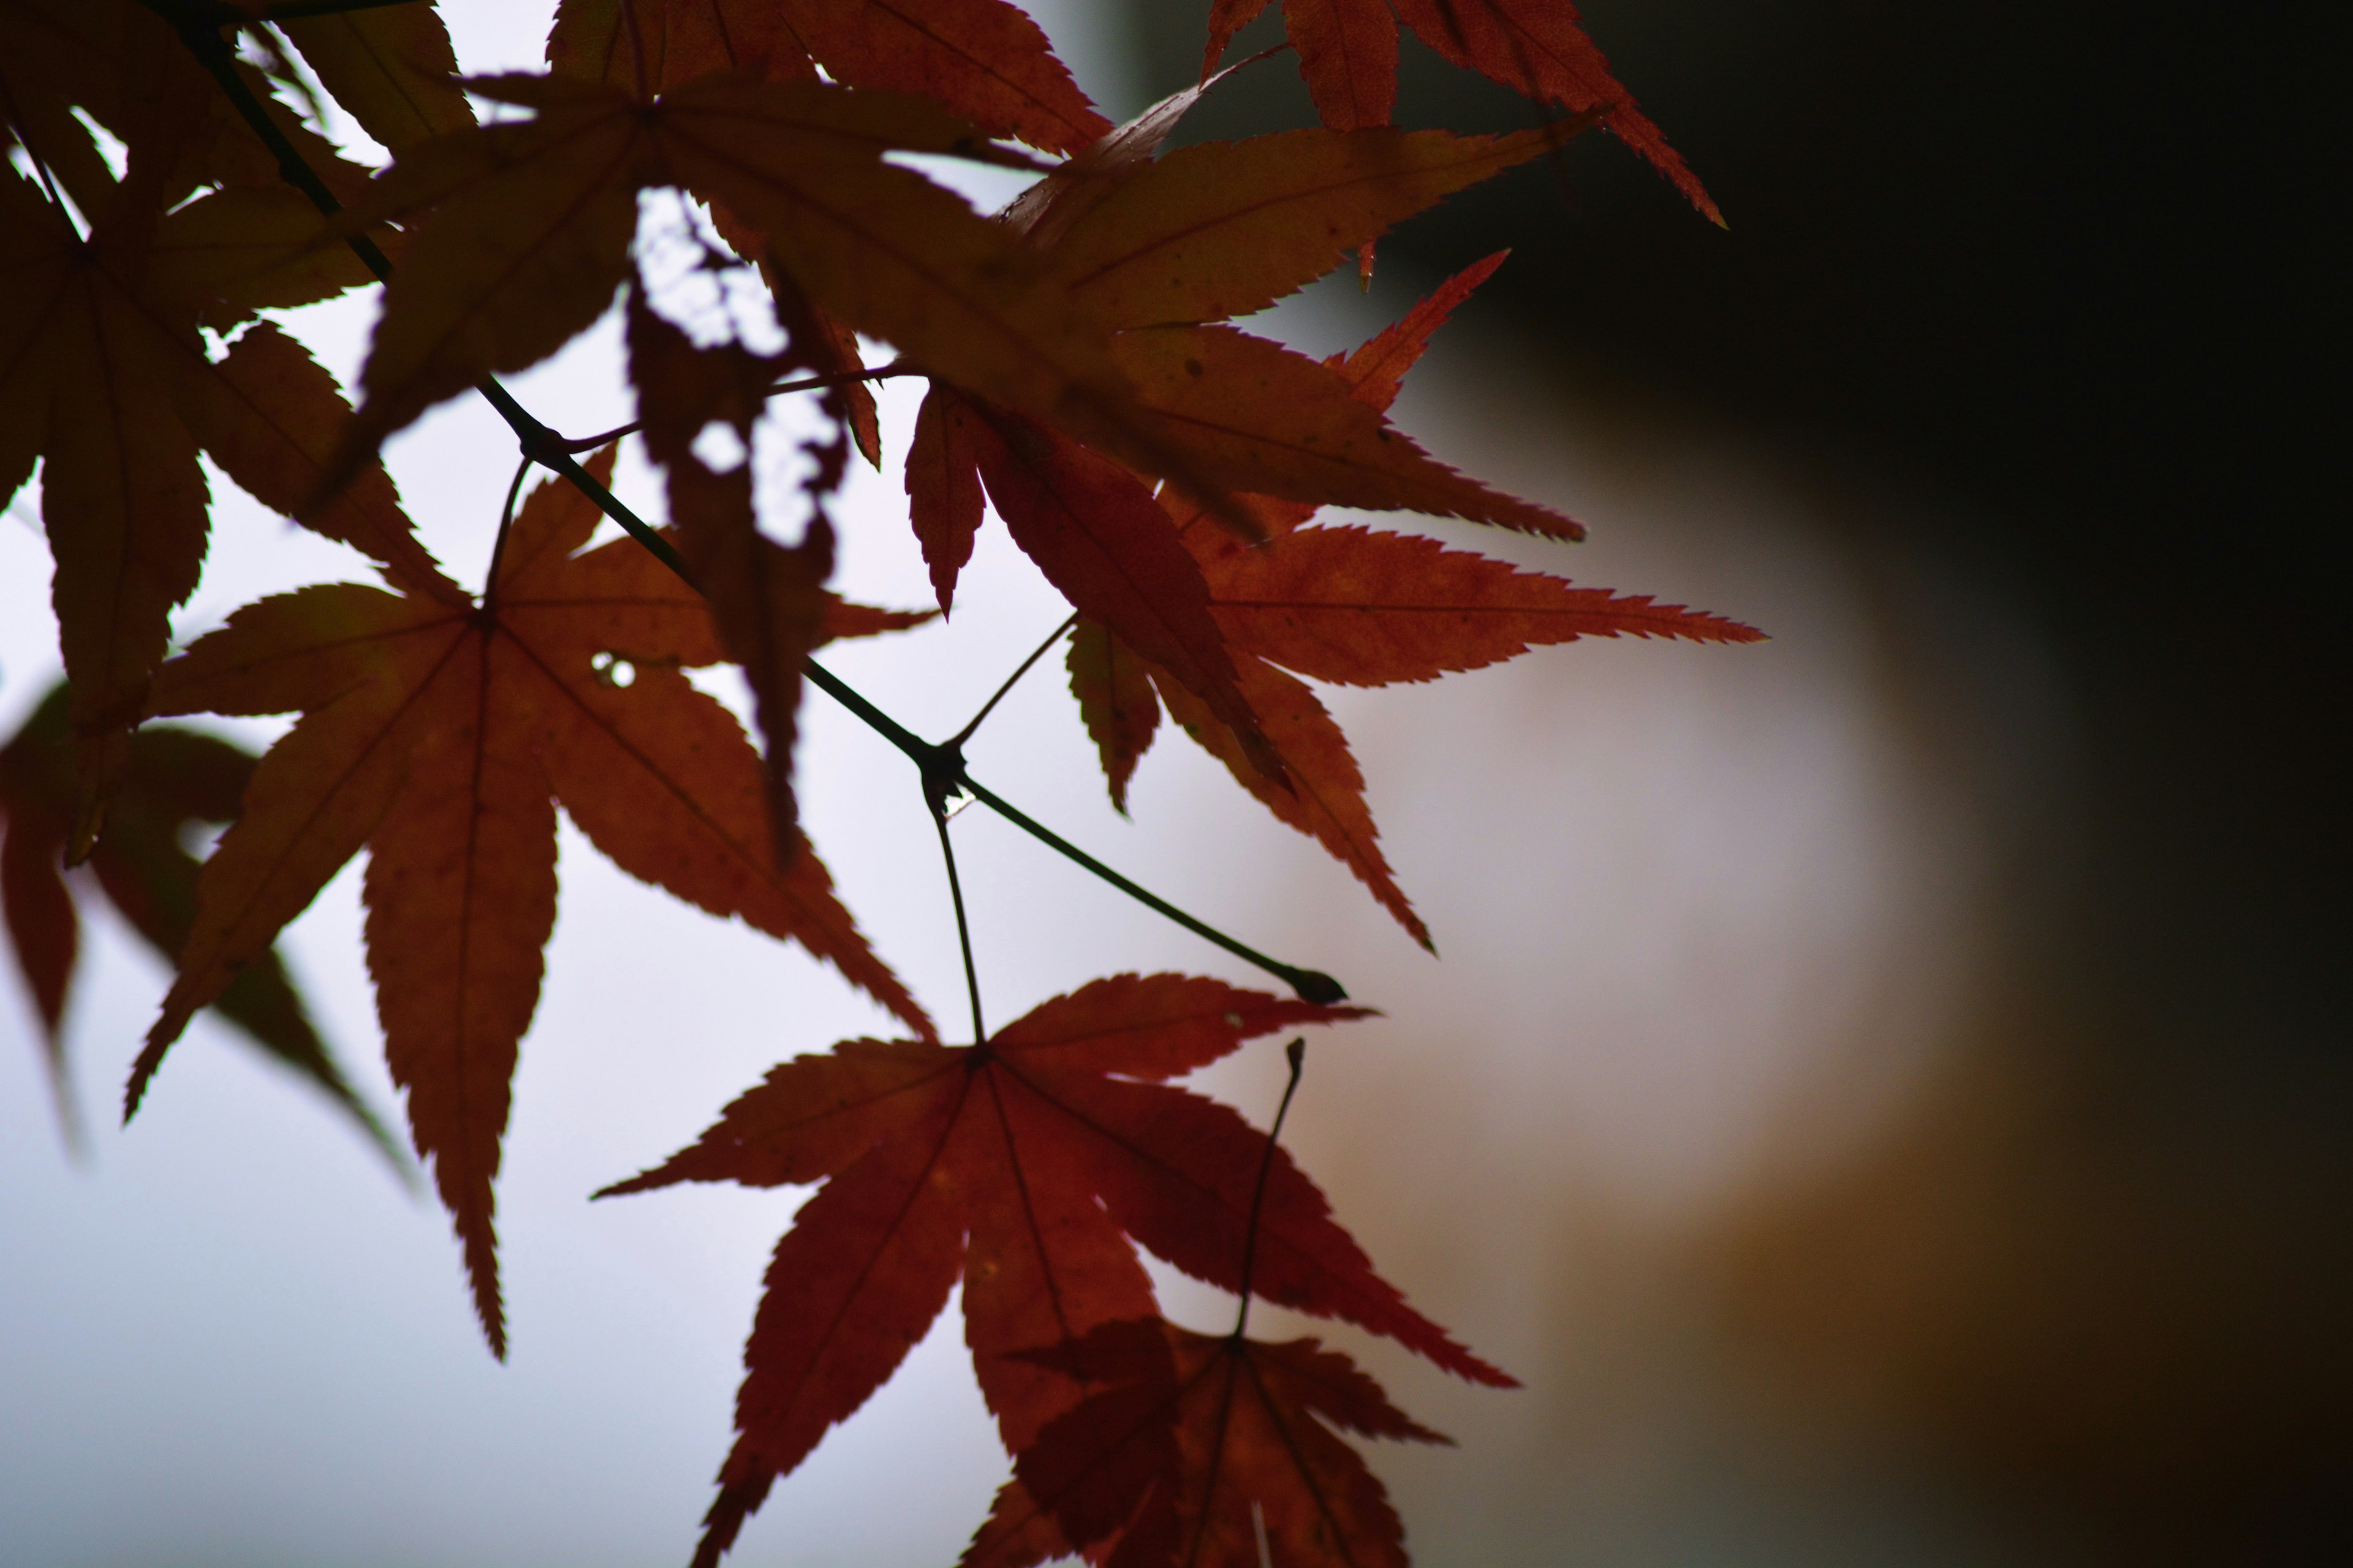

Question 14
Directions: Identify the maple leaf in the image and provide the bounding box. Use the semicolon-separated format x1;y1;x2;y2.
278;1;476;154
912;108;1598;594
699;197;886;467
0;0;379;216
547;0;817;99
770;0;1108;154
0;153;441;849
320;70;1158;499
0;681;395;1161
624;282;845;864
948;391;1287;787
1110;321;1584;541
1202;0;1722;224
902;120;1605;782
599;973;1504;1566
967;1316;1449;1568
1066;618;1161;814
904;379;990;611
143;449;930;1356
991;111;1596;543
1040;123;1588;331
1068;256;1761;942
999;51;1274;252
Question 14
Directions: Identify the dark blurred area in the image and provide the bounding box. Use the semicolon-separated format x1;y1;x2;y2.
1130;6;2350;1562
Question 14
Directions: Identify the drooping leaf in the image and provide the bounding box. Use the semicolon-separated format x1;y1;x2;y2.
1;169;210;833
626;289;838;866
599;974;1501;1566
905;384;987;612
690;168;887;468
775;0;1107;154
0;683;395;1161
145;454;930;1356
1066;617;1159;814
966;1317;1449;1568
959;403;1283;786
771;260;885;466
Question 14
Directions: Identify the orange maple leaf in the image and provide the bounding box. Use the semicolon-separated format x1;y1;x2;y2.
599;972;1502;1567
142;450;930;1355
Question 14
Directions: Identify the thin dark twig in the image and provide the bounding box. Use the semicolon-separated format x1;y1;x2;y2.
151;0;1350;1006
949;613;1075;750
1232;1037;1306;1340
928;795;987;1046
480;453;534;608
952;772;1347;1006
557;364;915;452
144;1;401;279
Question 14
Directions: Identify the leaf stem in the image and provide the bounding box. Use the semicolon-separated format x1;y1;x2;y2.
947;613;1075;751
479;453;533;610
926;791;986;1046
1232;1037;1305;1341
154;0;1349;1009
143;1;400;278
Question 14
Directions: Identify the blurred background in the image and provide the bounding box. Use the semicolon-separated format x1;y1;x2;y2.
2;4;2344;1565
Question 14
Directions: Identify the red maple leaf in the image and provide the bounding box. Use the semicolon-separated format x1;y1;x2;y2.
1072;256;1764;944
968;1316;1449;1568
144;449;928;1355
1203;0;1722;223
599;973;1506;1566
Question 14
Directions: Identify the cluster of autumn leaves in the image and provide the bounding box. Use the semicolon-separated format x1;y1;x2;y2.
1;2;1757;1564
